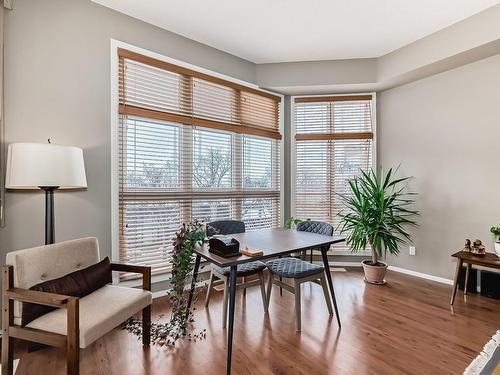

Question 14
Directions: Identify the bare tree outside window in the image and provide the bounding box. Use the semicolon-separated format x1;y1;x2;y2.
193;148;232;188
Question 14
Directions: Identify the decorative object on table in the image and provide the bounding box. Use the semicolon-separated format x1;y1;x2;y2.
463;239;472;253
471;239;486;256
490;224;500;257
464;330;500;375
5;141;87;244
337;168;419;285
123;221;207;347
240;246;264;257
208;236;241;258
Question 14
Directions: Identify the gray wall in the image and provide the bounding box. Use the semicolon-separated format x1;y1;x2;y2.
2;0;499;284
0;0;256;258
379;53;500;279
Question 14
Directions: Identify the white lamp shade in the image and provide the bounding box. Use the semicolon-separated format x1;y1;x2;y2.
6;143;88;189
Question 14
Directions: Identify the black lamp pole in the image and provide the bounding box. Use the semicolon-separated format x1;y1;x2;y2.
40;186;59;245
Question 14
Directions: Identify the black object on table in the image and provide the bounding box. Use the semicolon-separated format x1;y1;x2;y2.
188;228;345;375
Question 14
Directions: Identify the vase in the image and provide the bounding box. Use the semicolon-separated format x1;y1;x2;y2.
362;260;388;284
495;241;500;258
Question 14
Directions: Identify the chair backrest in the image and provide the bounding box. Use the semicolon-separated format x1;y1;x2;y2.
206;220;245;237
5;237;100;323
296;220;334;236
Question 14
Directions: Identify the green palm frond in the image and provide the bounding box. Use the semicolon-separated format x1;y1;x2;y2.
336;168;419;263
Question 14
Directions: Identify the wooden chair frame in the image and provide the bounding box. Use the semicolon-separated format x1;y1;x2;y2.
205;268;268;328
265;271;333;331
1;263;151;375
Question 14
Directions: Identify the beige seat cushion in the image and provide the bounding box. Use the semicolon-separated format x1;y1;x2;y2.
26;285;152;348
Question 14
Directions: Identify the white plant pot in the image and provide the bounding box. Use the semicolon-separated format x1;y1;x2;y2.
495;241;500;258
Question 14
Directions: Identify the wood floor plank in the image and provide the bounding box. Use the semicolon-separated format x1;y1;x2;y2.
10;269;500;375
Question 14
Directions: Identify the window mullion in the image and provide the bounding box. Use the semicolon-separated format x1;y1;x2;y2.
180;75;193;223
233;90;243;220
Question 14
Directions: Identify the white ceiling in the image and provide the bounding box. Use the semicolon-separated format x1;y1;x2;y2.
92;0;500;63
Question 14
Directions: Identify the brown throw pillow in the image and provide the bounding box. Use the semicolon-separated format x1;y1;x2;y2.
21;257;112;326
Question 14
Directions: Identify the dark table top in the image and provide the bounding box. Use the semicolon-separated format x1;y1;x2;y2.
452;250;500;268
193;228;346;267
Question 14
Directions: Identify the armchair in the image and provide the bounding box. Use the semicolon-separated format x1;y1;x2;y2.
1;237;152;375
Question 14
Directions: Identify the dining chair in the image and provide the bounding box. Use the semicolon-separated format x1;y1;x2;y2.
296;221;334;263
204;220;268;328
265;257;333;331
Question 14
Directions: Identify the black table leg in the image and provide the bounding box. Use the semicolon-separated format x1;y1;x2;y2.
278;255;283;296
226;265;237;375
320;249;341;328
187;254;201;310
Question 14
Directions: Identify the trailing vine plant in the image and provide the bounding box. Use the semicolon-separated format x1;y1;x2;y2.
123;220;207;347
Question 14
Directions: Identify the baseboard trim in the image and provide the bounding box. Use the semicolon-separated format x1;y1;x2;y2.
328;261;363;267
388;265;453;285
152;290;169;299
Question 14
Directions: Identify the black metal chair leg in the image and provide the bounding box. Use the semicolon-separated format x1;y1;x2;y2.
278;255;283;296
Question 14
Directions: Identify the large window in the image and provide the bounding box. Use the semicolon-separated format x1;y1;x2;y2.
117;49;281;276
293;95;375;253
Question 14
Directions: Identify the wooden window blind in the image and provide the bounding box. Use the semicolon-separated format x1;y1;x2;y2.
118;49;281;277
118;48;281;139
294;95;374;253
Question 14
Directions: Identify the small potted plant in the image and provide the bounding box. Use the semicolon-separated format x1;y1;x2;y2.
337;168;419;284
491;224;500;257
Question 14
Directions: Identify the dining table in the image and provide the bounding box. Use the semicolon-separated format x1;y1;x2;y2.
188;228;346;375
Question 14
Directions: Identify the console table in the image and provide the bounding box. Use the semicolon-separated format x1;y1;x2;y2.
450;251;500;305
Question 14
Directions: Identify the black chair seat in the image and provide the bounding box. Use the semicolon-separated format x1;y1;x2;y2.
213;261;267;277
266;258;324;279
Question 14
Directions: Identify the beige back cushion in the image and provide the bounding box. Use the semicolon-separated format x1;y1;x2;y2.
6;237;100;323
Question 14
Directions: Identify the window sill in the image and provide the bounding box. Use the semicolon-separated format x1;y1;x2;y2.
331;250;371;256
116;262;212;288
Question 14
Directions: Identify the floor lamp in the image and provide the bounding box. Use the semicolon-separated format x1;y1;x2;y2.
5;142;87;245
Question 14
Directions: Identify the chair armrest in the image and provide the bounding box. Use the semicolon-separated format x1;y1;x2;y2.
4;288;79;348
110;262;151;291
5;287;73;308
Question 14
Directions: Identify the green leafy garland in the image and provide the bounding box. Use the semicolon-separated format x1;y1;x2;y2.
123;220;207;347
283;216;309;229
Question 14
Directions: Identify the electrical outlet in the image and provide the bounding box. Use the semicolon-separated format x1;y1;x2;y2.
409;246;416;256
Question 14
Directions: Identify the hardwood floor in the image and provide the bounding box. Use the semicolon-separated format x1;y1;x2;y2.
11;268;500;374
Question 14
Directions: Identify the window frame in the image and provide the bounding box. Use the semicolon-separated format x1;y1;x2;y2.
110;39;284;282
291;93;377;256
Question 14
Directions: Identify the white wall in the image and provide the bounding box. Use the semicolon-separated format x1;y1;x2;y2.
379;53;500;279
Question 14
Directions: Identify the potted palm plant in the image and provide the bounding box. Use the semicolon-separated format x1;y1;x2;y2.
337;168;419;284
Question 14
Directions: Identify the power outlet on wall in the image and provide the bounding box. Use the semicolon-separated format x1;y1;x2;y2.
409;246;416;256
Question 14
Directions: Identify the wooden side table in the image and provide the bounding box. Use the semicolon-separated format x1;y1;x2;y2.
450;251;500;305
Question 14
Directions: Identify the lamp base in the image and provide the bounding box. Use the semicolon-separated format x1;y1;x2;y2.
39;186;59;245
